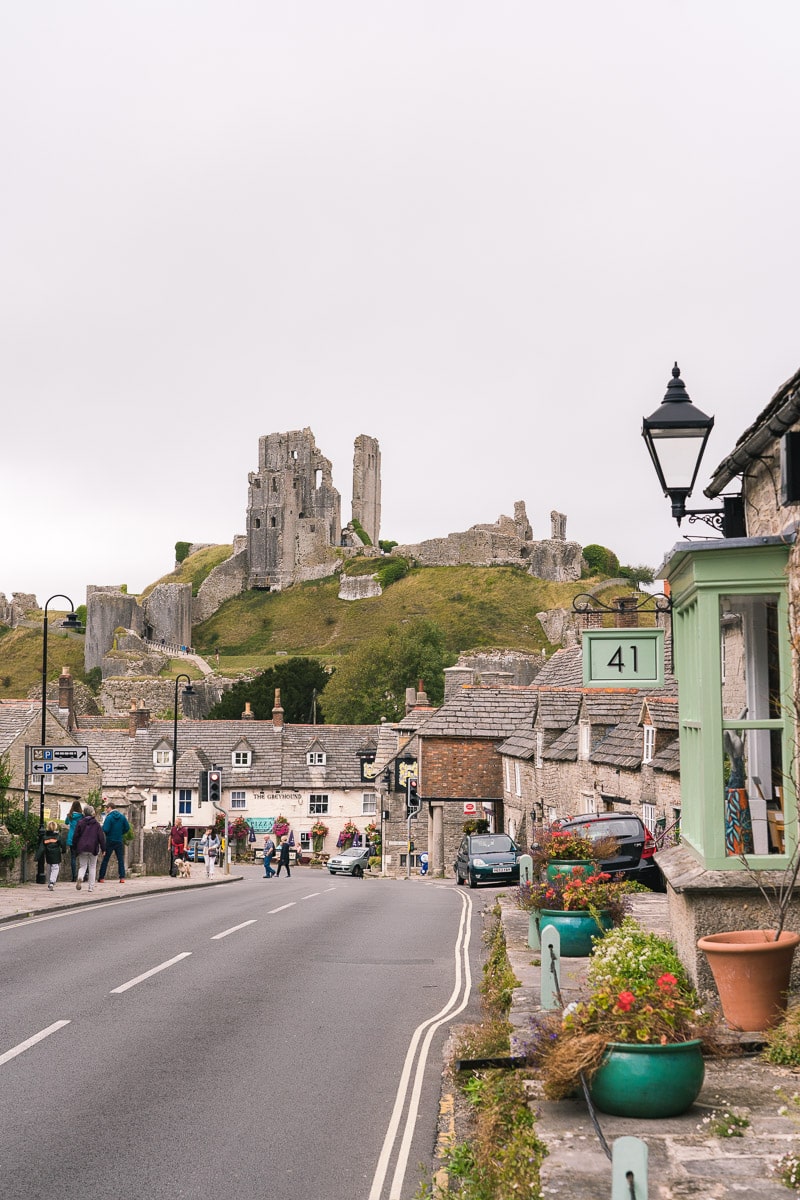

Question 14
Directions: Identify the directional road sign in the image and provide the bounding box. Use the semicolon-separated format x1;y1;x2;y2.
29;747;89;775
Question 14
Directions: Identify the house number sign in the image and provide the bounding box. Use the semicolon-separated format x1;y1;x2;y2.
582;628;665;689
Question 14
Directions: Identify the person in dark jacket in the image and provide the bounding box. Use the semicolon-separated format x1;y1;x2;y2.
98;801;131;883
275;836;291;878
38;821;66;890
64;799;84;882
73;804;106;893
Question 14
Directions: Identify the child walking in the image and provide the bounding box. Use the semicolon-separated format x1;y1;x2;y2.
41;821;65;890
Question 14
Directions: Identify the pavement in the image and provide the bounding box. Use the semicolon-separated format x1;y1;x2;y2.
497;890;800;1199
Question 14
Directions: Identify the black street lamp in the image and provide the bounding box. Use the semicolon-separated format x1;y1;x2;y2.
170;673;196;845
642;363;746;536
37;595;80;884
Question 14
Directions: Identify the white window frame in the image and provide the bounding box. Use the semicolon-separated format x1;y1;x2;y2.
643;725;656;764
178;789;192;816
232;750;252;768
535;731;543;769
503;758;511;792
306;751;326;766
230;791;247;809
300;831;311;850
514;761;522;798
150;794;158;813
154;748;172;766
642;802;657;830
309;794;329;815
579;723;591;760
362;792;377;815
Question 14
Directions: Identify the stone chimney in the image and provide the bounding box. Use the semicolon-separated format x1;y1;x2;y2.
443;666;475;699
272;688;284;729
405;686;417;715
128;699;151;738
58;667;75;730
415;680;429;707
242;701;254;720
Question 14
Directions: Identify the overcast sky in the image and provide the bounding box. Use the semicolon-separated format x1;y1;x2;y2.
3;1;800;609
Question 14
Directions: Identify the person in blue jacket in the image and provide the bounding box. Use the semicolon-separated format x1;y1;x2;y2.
64;799;84;882
98;800;131;883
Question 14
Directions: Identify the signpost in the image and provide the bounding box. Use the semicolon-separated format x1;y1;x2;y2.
582;629;665;689
29;747;89;775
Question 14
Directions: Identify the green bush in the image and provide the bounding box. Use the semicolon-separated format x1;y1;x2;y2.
379;539;398;553
351;519;372;546
764;1005;800;1065
175;541;192;564
582;544;620;577
5;808;42;849
375;557;409;588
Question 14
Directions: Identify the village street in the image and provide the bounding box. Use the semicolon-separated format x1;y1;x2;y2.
0;869;484;1200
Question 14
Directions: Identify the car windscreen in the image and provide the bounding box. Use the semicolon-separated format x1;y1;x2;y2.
569;819;642;840
340;847;364;857
470;836;515;853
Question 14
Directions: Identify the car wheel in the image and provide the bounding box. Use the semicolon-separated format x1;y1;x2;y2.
456;869;465;885
353;865;364;878
469;873;477;889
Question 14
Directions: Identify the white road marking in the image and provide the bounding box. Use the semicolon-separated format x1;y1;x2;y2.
0;1020;71;1066
110;952;192;993
301;892;321;900
211;920;257;940
368;889;473;1200
267;903;296;914
0;897;142;931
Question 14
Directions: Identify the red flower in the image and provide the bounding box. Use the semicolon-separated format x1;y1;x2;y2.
657;973;678;991
616;991;635;1012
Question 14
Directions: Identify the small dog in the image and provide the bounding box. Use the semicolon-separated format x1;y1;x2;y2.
175;858;192;879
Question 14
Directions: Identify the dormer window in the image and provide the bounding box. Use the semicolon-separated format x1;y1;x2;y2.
232;750;252;767
643;725;656;764
153;747;173;766
307;750;326;766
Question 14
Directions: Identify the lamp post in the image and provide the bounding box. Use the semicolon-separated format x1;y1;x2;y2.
170;673;196;862
37;595;80;884
642;363;746;536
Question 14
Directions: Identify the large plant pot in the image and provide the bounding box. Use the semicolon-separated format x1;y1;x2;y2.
539;909;613;957
589;1040;705;1118
697;929;800;1031
546;859;593;881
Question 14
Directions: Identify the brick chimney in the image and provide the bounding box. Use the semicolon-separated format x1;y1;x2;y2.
128;699;151;738
58;667;76;730
272;688;284;729
242;701;254;720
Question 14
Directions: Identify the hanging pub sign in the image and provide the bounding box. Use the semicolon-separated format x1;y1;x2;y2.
582;628;665;689
395;757;418;789
358;750;379;782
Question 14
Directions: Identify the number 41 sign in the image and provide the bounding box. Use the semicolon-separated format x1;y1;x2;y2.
582;628;665;689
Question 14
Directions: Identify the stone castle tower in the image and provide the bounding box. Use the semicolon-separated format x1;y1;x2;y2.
352;434;381;545
246;428;344;590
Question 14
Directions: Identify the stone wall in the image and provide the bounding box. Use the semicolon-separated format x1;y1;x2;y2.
98;675;228;717
85;590;145;672
453;651;545;687
338;574;382;601
193;548;249;624
0;593;38;627
143;583;192;647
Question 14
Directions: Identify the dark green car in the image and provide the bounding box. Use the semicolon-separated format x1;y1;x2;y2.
454;833;520;888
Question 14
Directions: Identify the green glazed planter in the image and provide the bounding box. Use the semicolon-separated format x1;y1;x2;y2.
538;909;613;957
546;859;594;881
589;1039;705;1118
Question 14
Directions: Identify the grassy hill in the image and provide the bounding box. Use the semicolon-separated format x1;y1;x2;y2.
0;620;87;700
192;563;631;675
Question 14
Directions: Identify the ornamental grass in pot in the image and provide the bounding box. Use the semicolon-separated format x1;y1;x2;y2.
527;919;724;1118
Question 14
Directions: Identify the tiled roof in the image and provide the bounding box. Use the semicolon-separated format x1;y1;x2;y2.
651;738;680;773
535;689;582;730
535;647;584;686
582;692;641;724
394;707;438;734
81;731;135;788
0;702;40;752
416;688;537;740
543;728;578;762
498;730;539;760
641;696;679;730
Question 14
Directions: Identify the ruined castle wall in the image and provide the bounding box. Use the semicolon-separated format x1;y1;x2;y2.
0;593;38;627
98;676;229;717
193;548;249;624
142;583;192;647
352;434;381;545
85;591;144;673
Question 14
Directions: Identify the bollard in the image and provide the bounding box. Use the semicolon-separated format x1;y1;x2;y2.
611;1137;648;1199
540;924;560;1011
528;910;540;950
518;853;534;886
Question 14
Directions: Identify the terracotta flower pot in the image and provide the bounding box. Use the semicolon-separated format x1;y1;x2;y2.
697;928;800;1032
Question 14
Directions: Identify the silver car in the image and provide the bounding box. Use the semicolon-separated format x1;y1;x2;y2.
327;846;371;877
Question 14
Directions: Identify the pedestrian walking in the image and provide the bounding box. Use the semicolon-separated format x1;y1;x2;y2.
37;821;66;890
262;834;276;878
200;826;221;878
170;818;188;875
98;801;131;883
64;799;84;882
275;835;291;878
74;804;106;892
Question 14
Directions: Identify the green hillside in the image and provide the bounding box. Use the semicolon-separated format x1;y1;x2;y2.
0;620;87;699
192;564;632;675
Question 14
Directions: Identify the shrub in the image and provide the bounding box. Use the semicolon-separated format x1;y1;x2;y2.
582;544;620;577
351;519;372;546
379;539;398;553
175;541;192;564
764;1004;800;1066
375;557;409;588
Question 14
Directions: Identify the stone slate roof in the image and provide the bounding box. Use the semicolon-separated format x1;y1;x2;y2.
641;696;679;730
543;727;579;762
281;725;387;788
651;739;680;773
581;692;642;724
706;364;800;496
415;688;538;740
535;646;584;687
81;731;135;789
535;689;582;730
393;707;438;734
498;730;539;760
0;702;40;752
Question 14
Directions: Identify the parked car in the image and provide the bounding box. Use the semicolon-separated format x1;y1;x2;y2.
327;845;371;877
185;838;205;862
454;833;520;888
552;812;663;891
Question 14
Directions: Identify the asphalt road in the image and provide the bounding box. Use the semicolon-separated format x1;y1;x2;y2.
0;871;488;1200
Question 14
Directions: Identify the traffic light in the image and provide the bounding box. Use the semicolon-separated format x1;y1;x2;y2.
208;770;221;806
199;771;209;804
406;776;421;818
